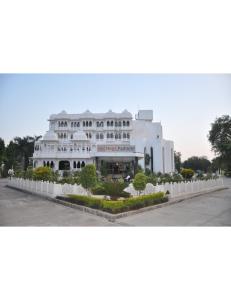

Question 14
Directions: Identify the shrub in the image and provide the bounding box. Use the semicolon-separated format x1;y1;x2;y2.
104;181;127;199
133;173;147;195
145;168;152;176
147;174;158;185
80;164;97;192
67;192;166;214
180;168;194;180
33;166;53;181
91;183;106;195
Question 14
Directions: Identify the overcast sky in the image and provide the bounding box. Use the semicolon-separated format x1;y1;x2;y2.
0;74;230;161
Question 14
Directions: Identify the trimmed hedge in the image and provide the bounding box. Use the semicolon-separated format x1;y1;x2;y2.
66;192;167;214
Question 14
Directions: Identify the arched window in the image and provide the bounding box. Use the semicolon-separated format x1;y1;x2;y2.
65;121;67;127
111;121;113;127
81;161;85;168
123;133;126;139
51;161;54;168
100;121;104;127
96;133;99;139
71;134;73;139
86;133;89;138
77;161;81;169
73;161;77;168
43;161;46;167
123;121;126;126
89;121;92;127
86;121;88;127
107;133;110;139
127;121;130;127
77;122;80;127
107;121;110;127
110;133;113;139
115;133;118;140
83;121;85;127
47;161;50;167
100;133;104;139
89;133;92;139
118;133;121;139
127;133;130;139
115;121;118;127
118;121;121;127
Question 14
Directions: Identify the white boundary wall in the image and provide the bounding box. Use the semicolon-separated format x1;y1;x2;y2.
8;177;224;200
124;178;224;198
8;177;88;198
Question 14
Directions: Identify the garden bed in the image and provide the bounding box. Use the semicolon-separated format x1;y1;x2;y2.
61;192;168;214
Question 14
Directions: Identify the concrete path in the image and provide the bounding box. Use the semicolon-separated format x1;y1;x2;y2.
0;178;230;226
119;178;231;226
0;179;114;226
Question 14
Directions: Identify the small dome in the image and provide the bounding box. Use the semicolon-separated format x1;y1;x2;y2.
60;110;67;114
43;130;58;141
72;131;88;141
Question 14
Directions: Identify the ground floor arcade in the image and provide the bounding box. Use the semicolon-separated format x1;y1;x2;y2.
33;154;142;176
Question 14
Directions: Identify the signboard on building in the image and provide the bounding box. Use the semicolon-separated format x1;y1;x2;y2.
97;145;135;153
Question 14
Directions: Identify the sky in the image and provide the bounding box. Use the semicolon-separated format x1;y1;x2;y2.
0;74;230;161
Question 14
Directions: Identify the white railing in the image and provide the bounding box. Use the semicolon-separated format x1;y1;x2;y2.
8;177;88;198
8;177;224;200
124;178;224;199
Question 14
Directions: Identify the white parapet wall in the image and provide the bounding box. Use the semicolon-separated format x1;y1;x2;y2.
8;177;88;198
8;177;225;200
124;178;225;198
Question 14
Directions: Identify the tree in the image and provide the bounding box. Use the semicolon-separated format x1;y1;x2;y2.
182;156;211;173
133;173;147;195
80;164;97;193
0;138;6;177
208;115;231;173
13;136;42;170
174;151;182;172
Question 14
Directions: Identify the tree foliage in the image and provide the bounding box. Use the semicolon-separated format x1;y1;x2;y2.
80;164;97;192
208;115;231;171
174;151;182;172
180;168;194;179
182;156;211;172
133;173;147;195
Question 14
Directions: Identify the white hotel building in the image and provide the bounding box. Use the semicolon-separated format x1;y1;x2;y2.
33;110;175;175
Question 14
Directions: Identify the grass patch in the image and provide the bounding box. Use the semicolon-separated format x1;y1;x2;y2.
66;192;167;214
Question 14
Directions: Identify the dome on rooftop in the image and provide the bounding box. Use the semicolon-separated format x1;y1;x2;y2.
43;130;58;141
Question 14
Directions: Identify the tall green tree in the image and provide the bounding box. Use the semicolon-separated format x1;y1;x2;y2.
0;138;5;162
182;156;211;173
174;151;182;172
208;115;231;172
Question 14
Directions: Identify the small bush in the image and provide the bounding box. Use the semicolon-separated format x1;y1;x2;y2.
33;166;53;181
181;168;194;179
104;181;127;199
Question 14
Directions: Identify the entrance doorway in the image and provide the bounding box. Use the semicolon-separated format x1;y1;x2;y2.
59;161;70;171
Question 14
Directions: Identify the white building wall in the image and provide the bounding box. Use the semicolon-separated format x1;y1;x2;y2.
33;109;175;174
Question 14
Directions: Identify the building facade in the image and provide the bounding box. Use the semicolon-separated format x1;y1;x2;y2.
32;109;175;175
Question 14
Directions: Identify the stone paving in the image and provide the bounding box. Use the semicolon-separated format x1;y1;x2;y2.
0;178;230;226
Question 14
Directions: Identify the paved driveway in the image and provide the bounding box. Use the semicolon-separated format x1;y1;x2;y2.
0;179;113;226
119;179;231;226
0;178;230;226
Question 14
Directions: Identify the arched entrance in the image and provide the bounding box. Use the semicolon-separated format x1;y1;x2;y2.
59;161;70;171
